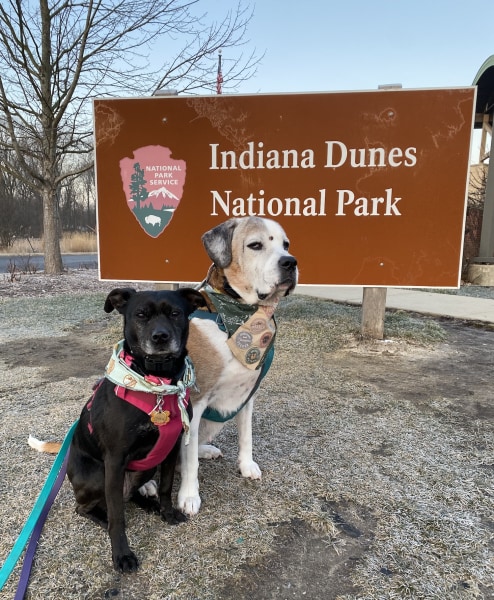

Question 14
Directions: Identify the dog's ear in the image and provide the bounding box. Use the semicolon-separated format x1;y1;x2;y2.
201;219;238;268
177;288;207;314
104;288;137;314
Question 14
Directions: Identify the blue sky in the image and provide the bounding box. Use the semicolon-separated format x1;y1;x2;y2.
211;1;489;94
205;1;490;161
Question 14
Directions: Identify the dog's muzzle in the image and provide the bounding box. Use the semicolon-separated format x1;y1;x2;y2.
144;327;182;356
258;255;298;301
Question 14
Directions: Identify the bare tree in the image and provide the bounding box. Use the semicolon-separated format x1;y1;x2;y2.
0;137;42;246
469;164;488;208
80;166;96;231
0;154;19;248
0;1;259;273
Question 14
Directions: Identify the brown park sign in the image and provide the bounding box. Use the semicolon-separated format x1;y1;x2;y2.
94;88;475;286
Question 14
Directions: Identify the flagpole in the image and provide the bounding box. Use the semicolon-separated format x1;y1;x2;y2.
216;50;223;95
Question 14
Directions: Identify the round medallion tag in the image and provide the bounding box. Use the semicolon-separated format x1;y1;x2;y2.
259;332;273;348
250;318;267;333
150;410;171;426
245;347;261;365
235;331;253;349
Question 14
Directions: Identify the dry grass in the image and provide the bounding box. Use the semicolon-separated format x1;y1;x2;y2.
0;232;97;254
0;287;492;599
61;232;97;253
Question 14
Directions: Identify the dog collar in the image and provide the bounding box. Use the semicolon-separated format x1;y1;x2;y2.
202;284;258;333
222;276;242;300
104;340;195;443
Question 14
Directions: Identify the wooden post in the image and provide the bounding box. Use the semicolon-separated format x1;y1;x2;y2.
155;282;179;291
361;287;387;339
477;121;494;260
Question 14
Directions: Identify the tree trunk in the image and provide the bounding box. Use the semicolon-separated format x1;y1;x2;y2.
42;187;63;274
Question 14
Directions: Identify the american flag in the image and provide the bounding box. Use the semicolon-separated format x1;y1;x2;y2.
216;50;223;95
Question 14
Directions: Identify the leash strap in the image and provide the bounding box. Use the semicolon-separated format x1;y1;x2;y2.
0;419;78;594
14;446;70;600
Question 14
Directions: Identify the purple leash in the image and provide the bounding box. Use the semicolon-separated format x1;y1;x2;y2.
14;448;70;600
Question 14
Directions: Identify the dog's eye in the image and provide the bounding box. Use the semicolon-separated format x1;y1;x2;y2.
170;310;182;319
283;241;290;251
247;241;263;251
135;310;147;319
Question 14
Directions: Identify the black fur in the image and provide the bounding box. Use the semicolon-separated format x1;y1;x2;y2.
67;288;205;573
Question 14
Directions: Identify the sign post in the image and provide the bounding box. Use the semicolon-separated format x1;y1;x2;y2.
361;287;387;339
359;84;400;339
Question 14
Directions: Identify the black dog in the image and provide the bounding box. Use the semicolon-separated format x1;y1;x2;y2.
67;287;205;572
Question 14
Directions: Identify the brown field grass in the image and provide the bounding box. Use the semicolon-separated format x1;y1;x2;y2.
0;232;97;254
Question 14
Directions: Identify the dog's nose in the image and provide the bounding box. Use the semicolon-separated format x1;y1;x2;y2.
279;255;297;271
152;329;170;344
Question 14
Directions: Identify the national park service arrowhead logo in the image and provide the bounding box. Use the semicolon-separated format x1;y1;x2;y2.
120;146;186;238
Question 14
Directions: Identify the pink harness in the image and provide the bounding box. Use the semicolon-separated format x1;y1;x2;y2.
87;351;190;472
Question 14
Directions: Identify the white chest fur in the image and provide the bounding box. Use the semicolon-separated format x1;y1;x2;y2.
189;317;260;415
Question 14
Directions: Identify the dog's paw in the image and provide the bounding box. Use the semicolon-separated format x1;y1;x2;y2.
238;459;262;480
113;551;139;573
198;444;223;460
138;480;158;498
177;494;202;516
161;507;188;525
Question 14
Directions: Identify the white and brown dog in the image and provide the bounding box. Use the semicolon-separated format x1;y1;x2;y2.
178;216;298;515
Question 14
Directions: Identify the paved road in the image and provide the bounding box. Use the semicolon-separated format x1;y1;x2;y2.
0;253;97;273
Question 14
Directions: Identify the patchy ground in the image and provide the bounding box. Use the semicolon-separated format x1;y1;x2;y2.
218;322;494;600
0;272;493;599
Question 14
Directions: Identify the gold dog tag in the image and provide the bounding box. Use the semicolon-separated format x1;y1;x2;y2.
150;410;170;426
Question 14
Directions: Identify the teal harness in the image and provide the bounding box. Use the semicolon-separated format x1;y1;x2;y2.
190;308;275;423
